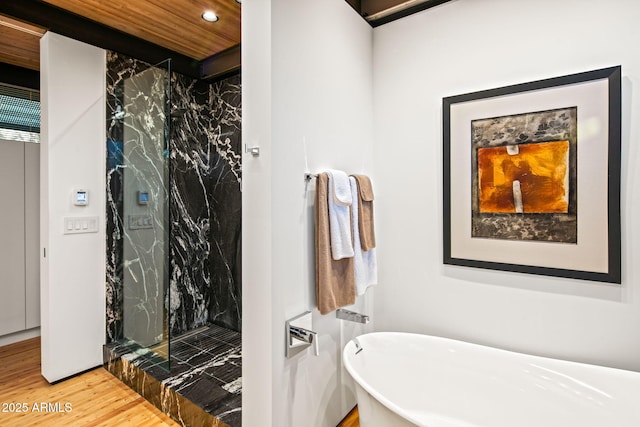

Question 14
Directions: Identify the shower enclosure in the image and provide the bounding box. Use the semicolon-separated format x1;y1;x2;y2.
107;58;172;368
105;51;243;426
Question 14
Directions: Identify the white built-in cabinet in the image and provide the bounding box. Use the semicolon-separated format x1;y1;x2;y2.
0;139;40;336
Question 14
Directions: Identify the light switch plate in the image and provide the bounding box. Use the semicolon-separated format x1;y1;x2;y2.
63;216;99;234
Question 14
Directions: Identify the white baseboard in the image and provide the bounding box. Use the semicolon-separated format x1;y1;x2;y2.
0;327;41;348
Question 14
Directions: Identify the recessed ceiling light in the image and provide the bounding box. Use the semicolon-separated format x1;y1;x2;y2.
202;10;219;22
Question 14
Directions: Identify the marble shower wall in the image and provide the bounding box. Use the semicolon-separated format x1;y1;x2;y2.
106;51;242;344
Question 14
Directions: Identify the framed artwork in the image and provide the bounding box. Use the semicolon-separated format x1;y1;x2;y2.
443;66;621;283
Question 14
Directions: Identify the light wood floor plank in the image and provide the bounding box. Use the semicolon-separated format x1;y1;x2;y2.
338;406;360;427
0;337;179;427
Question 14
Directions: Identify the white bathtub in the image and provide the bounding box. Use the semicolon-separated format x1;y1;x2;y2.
343;332;640;427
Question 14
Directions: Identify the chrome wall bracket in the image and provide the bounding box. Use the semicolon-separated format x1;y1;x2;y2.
286;311;319;358
336;308;370;324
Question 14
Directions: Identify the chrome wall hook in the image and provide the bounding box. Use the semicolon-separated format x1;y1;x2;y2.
245;144;260;157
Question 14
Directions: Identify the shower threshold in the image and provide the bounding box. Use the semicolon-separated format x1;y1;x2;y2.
104;324;242;427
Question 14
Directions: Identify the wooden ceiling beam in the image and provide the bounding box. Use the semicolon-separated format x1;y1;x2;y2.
358;0;451;27
0;62;39;90
200;45;241;81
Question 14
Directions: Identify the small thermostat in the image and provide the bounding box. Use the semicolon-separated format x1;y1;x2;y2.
73;189;89;206
137;191;150;205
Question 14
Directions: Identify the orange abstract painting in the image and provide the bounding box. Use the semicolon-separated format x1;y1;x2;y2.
477;140;569;213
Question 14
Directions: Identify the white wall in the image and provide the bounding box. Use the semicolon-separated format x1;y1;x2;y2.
373;0;640;370
242;0;374;425
241;0;273;424
40;32;106;382
25;142;40;330
0;139;40;344
0;140;27;336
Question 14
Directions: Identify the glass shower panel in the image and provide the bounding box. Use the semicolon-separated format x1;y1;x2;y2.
120;60;171;368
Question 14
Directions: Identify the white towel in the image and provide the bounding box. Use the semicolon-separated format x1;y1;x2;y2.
327;169;354;260
349;176;377;295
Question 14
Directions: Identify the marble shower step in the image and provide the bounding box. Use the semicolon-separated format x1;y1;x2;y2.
103;325;242;427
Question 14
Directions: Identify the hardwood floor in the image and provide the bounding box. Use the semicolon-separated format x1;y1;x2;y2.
1;337;360;427
338;406;359;427
0;337;179;426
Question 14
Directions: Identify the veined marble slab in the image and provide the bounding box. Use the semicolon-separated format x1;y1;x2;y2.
104;324;242;427
106;51;242;347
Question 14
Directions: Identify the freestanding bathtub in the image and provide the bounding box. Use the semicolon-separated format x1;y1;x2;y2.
343;332;640;427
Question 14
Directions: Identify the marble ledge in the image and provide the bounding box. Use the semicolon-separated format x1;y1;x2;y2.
103;344;239;427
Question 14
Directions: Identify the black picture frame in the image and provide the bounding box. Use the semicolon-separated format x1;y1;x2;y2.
443;66;621;284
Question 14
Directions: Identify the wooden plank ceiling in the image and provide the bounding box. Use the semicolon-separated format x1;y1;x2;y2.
0;0;241;75
40;0;241;61
0;15;46;71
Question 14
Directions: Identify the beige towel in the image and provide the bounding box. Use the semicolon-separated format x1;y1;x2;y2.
352;175;376;251
316;173;355;314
